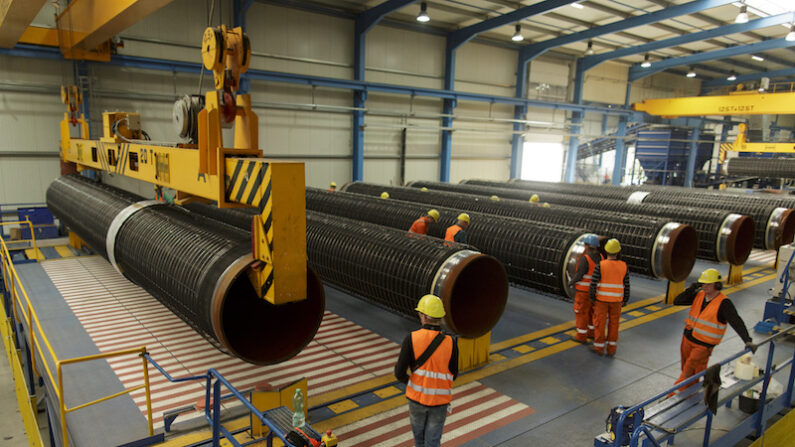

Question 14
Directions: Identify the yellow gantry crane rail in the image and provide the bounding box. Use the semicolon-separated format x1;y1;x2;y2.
60;25;307;305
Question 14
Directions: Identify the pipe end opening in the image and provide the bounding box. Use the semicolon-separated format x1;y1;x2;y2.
725;215;755;265
660;224;698;282
440;254;508;338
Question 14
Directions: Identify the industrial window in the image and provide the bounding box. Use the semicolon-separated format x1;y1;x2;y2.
521;142;564;182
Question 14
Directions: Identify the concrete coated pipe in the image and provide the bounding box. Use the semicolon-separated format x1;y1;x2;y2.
409;180;755;265
46;175;324;365
184;202;509;337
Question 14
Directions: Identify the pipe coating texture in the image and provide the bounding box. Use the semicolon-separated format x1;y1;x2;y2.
47;175;324;365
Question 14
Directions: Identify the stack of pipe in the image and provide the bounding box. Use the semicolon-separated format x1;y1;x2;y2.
408;180;754;265
46;175;325;365
340;183;697;282
302;188;590;299
185;202;509;337
465;179;795;250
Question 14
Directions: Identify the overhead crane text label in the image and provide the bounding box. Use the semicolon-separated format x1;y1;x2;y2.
718;104;755;113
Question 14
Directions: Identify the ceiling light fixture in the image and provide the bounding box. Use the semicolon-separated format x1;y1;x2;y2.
585;40;594;55
787;24;795;42
512;24;524;42
571;2;584;9
416;2;429;23
735;4;749;24
751;54;764;61
727;71;737;81
686;67;696;78
641;54;651;68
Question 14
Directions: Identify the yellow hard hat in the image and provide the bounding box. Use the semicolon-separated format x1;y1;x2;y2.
698;268;722;284
542;203;551;208
427;209;440;222
415;294;446;318
457;213;470;223
329;181;337;187
490;195;500;202
605;238;621;254
529;194;540;203
380;192;390;199
421;187;429;192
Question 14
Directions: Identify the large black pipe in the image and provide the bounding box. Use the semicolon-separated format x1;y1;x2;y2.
301;189;590;299
184;202;509;337
409;180;754;265
725;157;795;180
46;175;325;365
342;183;698;282
466;179;794;250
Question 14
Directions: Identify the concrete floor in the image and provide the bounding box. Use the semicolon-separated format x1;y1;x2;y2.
0;354;30;446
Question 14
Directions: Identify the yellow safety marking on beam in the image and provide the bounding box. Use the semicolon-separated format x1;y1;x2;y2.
647;305;661;311
239;162;263;204
24;248;44;261
627;311;645;317
539;336;560;345
328;399;359;414
252;165;272;209
373;386;401;399
489;353;506;361
513;345;534;354
54;245;75;258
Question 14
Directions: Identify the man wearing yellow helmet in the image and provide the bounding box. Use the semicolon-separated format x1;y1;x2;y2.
409;209;440;235
673;268;754;390
328;181;337;192
589;238;629;356
444;213;470;245
395;294;459;447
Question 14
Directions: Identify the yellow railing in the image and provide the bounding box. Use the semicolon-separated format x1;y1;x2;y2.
0;232;154;447
0;220;39;260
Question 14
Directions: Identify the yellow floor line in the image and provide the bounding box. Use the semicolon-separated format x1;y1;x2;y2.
54;245;75;258
309;375;394;407
24;247;44;261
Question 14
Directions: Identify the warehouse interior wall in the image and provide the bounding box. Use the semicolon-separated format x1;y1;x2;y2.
0;0;703;203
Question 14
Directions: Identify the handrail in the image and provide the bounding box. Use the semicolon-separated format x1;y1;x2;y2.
0;220;39;259
607;323;795;447
0;231;154;447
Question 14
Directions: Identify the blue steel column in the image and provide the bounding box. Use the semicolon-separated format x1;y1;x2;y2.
511;59;529;179
233;0;253;94
685;125;701;187
612;117;627;185
564;60;584;183
440;40;458;182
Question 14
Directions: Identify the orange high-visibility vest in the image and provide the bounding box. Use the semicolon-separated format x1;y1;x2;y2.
405;329;454;406
409;216;433;235
595;259;627;303
445;225;462;242
575;253;604;292
685;291;727;345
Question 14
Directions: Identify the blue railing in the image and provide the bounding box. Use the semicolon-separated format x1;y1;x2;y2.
602;325;795;447
144;354;300;447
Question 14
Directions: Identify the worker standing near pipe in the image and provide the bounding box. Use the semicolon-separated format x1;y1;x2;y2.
529;194;540;206
395;295;459;447
445;213;470;245
672;269;755;390
409;209;440;235
568;234;603;343
589;239;630;356
328;181;336;192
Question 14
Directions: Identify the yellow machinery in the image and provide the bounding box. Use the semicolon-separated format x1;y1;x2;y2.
633;91;795;165
60;25;307;305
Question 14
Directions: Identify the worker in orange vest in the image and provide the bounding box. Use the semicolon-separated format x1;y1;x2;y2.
589;238;629;356
444;213;469;245
673;268;755;389
568;234;603;343
395;295;459;447
409;209;440;235
327;181;336;192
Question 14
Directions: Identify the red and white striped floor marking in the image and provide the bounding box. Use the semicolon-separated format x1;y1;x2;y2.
41;257;399;429
747;249;777;266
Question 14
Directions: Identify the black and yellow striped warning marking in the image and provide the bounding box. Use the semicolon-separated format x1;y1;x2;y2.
225;158;275;298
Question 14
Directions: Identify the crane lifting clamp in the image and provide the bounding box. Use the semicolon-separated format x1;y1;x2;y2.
58;26;306;305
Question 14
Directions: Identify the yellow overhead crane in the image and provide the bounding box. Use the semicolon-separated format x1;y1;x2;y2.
633;91;795;164
60;25;307;305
